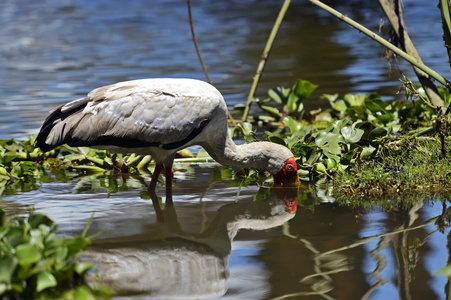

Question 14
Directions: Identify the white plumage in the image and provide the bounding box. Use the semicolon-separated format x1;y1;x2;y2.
36;78;298;200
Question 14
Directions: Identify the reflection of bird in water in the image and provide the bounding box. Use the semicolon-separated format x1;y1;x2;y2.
35;78;299;200
85;187;298;298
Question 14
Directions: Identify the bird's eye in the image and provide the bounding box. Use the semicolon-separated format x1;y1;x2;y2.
286;164;293;171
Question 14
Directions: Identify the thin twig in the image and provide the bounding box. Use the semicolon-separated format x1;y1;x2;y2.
241;0;291;122
406;80;437;109
187;0;212;85
187;0;236;127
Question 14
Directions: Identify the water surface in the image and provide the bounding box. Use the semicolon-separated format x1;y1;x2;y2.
0;1;450;299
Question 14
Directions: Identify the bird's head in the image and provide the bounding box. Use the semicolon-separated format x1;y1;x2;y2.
273;157;299;187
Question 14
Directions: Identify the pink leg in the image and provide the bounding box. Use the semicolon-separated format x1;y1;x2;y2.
148;164;163;193
165;165;173;205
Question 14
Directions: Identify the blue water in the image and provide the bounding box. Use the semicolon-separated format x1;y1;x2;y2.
0;0;448;139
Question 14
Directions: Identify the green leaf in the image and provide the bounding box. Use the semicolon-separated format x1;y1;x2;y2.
15;243;42;266
364;98;387;114
343;93;366;107
315;132;344;155
74;286;96;300
374;113;395;125
28;213;54;229
285;93;300;115
282;117;302;133
314;162;327;174
360;146;376;160
65;237;91;258
268;87;288;104
341;127;364;144
292;79;318;100
3;152;20;164
10;165;23;178
268;136;286;146
325;94;348;112
0;256;18;284
435;264;451;277
74;261;95;275
72;165;106;173
368;127;388;147
260;105;281;118
196;148;212;159
36;271;57;292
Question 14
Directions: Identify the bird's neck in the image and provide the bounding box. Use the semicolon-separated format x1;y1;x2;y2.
202;134;275;172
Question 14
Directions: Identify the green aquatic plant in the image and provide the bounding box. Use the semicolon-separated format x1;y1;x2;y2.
0;209;111;299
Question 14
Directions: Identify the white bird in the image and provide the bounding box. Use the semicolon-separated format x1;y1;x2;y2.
36;78;299;200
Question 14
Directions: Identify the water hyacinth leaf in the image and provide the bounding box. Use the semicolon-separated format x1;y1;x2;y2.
315;132;344;155
325;93;347;111
306;148;321;165
74;286;96;300
360;146;376;160
325;152;340;169
314;162;327;174
292;79;318;100
64;154;86;161
375;112;395;125
78;147;91;156
268;87;288;104
3;152;20;164
11;165;23;178
285;130;304;149
196;148;211;158
74;261;95;275
345;106;366;121
340;148;358;165
65;237;91;257
260;105;282;118
15;243;42;266
268;135;286;146
237;122;253;136
221;167;234;181
282;116;302;133
326;119;348;134
343;93;366;107
28;213;54;229
364;98;387;114
341;126;364;143
0;256;18;283
285;93;300;115
126;154;143;167
137;155;152;169
435;265;451;277
86;156;105;166
368;127;388;147
36;271;57;292
72;165;106;173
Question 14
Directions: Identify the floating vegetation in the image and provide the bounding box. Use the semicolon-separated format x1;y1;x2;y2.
0;209;111;299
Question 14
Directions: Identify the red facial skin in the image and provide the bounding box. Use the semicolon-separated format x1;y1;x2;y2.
273;157;299;186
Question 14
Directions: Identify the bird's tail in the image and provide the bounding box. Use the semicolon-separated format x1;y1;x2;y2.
35;99;88;152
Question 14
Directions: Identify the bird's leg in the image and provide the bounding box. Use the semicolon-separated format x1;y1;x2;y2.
148;163;163;194
165;165;173;205
148;188;165;222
